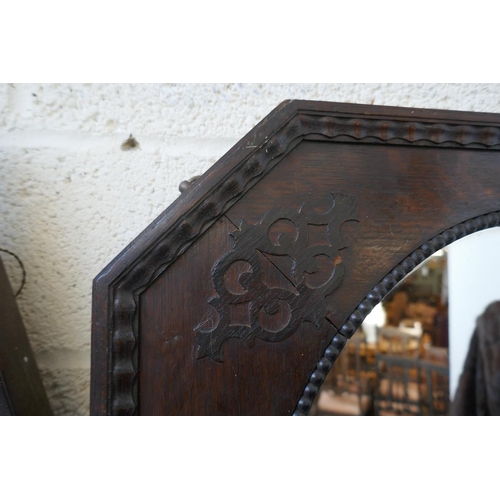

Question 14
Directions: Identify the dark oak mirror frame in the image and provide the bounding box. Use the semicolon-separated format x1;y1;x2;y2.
91;100;500;415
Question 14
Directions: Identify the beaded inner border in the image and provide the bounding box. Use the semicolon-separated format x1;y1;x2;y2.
293;210;500;415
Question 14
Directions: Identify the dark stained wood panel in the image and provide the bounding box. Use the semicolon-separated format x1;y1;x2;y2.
139;216;336;415
226;141;500;330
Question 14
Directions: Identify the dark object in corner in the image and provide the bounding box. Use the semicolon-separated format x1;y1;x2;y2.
0;256;52;415
451;301;500;416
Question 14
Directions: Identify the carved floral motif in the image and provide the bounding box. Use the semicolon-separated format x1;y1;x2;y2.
196;192;359;361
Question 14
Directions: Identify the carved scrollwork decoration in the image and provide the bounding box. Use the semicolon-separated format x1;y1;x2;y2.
195;192;359;361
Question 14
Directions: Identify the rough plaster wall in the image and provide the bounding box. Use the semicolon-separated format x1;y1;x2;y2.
1;83;500;415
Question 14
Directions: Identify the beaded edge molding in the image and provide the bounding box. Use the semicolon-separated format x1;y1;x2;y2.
293;211;500;415
106;110;500;415
299;115;500;148
109;115;304;415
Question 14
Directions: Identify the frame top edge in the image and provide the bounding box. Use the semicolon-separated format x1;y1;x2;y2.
290;99;500;125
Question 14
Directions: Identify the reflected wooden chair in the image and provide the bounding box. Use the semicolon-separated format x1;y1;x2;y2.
420;359;450;416
376;326;421;357
374;355;423;416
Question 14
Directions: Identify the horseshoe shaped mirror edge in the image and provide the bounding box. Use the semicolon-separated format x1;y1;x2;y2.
90;100;500;415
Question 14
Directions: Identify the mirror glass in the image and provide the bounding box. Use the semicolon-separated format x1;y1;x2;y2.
311;227;500;416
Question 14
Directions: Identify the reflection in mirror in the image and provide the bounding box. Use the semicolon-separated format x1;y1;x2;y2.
311;227;500;416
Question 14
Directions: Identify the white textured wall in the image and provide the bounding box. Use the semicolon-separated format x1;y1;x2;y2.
2;83;500;415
